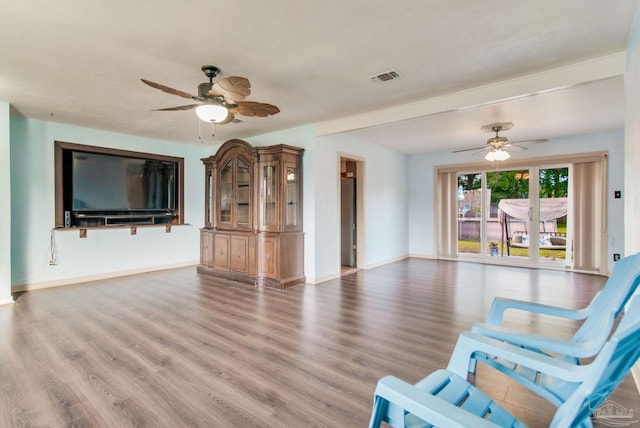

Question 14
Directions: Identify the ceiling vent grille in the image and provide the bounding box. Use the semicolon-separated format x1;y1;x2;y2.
370;69;401;83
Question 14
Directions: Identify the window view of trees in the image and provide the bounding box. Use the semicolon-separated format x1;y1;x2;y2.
459;168;569;216
539;167;569;198
458;173;481;191
457;167;569;259
486;170;529;202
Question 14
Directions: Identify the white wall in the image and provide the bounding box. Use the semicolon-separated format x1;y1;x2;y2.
408;129;625;273
0;102;11;303
625;0;640;393
249;126;410;282
10;117;206;289
626;5;640;256
314;133;409;277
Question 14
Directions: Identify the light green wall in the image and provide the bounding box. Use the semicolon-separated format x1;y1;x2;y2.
7;119;410;288
10;117;206;288
0;102;11;303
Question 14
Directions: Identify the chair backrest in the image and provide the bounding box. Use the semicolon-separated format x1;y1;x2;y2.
553;295;640;427
571;252;640;346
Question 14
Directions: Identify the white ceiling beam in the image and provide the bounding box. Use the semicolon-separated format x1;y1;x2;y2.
315;52;626;136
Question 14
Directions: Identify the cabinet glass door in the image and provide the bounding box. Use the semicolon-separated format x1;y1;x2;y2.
206;170;213;226
236;159;250;226
220;160;233;224
262;164;278;229
286;166;299;229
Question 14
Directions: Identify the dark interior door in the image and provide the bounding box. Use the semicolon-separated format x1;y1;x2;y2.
341;177;356;267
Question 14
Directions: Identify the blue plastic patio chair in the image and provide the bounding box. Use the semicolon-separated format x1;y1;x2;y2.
471;252;640;362
369;295;640;428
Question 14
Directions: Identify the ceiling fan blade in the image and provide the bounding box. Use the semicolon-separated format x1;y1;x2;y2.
510;138;548;145
209;76;252;103
504;144;528;152
230;101;280;117
471;149;491;157
141;79;200;101
452;146;491;153
216;113;236;125
151;104;200;111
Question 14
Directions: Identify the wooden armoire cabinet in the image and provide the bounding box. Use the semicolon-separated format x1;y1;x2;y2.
198;139;305;288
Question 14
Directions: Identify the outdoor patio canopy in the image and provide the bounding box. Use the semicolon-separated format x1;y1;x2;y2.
498;198;568;223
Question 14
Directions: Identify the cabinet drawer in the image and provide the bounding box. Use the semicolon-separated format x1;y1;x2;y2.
230;236;248;273
201;230;215;267
259;237;277;278
214;235;230;270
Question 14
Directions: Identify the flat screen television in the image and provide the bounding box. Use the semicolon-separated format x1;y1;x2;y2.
70;151;176;211
55;141;184;227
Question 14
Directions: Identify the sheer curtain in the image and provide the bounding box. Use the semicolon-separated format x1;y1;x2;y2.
436;171;458;259
572;155;608;273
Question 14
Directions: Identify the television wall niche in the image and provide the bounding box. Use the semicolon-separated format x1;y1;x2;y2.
55;141;185;228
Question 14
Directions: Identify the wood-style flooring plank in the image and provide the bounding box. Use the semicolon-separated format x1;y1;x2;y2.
0;259;637;427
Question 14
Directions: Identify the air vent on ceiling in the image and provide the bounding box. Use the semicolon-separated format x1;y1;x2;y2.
370;69;401;83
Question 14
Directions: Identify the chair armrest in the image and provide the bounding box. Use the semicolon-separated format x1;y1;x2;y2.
371;375;501;428
471;316;612;359
447;331;590;381
485;296;592;326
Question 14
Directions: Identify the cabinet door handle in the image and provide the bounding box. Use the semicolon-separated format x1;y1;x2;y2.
236;251;241;258
265;254;271;260
219;249;223;254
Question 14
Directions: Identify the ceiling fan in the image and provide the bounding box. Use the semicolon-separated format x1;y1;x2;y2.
453;122;548;161
141;65;280;125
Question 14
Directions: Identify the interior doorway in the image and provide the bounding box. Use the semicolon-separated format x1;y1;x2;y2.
339;155;365;274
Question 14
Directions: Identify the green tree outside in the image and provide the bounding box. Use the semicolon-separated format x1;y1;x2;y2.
458;168;568;201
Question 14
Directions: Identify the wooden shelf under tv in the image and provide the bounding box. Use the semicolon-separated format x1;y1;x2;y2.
74;211;176;227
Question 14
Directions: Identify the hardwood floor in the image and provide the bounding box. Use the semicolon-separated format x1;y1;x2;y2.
0;259;637;427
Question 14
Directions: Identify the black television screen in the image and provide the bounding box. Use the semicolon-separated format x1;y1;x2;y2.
71;151;177;211
55;141;184;228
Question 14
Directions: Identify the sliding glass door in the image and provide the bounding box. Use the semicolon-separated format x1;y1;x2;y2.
537;167;569;265
457;165;570;267
487;169;530;260
457;173;482;255
442;151;607;271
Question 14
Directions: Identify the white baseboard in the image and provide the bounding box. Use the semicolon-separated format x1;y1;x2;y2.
408;253;436;260
0;296;14;305
309;274;337;284
310;254;412;285
365;254;410;269
12;261;199;292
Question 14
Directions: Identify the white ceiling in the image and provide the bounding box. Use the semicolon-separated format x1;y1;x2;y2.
0;1;637;153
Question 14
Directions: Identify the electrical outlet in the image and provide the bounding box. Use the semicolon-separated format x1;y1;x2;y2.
613;253;621;261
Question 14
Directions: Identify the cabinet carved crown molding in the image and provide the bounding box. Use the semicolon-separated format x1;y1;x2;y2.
198;139;305;288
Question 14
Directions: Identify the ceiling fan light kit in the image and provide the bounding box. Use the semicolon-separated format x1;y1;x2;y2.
485;148;510;161
453;122;547;162
142;65;279;128
196;103;228;123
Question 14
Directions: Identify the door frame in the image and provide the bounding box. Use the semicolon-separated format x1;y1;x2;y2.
338;153;366;272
